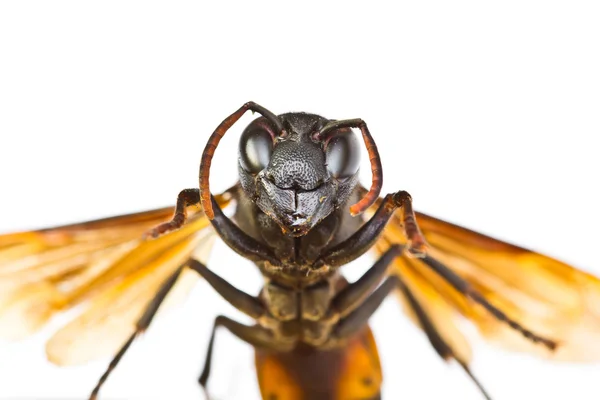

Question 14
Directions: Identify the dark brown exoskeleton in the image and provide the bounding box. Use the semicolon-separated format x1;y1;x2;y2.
83;102;560;400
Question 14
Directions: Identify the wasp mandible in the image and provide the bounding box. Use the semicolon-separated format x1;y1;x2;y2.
1;102;600;400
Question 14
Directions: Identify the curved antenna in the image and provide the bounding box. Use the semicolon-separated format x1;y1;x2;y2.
316;118;383;216
200;102;284;219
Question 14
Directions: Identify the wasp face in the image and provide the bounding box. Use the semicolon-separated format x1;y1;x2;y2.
238;113;361;237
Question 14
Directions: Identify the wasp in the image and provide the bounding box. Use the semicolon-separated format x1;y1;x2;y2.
1;102;599;400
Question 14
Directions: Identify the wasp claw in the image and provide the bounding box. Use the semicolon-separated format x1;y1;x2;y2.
405;239;428;258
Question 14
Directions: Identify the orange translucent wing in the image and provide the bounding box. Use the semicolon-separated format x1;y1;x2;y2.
375;237;473;364
46;229;216;366
370;200;600;362
0;194;231;365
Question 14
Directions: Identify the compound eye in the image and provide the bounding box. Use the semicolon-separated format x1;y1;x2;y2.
239;127;274;174
325;131;361;179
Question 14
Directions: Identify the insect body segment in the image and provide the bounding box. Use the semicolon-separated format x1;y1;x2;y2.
255;327;383;400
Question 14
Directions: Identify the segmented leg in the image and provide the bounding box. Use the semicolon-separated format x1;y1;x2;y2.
314;190;425;269
183;258;296;395
394;272;491;399
419;255;557;350
393;191;427;256
208;195;281;266
144;187;281;266
332;253;556;349
143;188;200;239
331;245;403;317
186;258;265;319
89;266;185;400
331;271;493;398
333;275;400;340
198;316;293;394
327;247;556;399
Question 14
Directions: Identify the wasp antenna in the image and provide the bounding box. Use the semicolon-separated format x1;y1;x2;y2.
318;118;383;216
199;102;283;219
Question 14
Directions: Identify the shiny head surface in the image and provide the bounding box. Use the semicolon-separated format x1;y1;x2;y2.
238;113;361;236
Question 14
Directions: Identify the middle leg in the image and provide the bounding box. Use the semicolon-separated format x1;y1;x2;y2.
198;315;293;394
330;270;492;399
184;258;295;393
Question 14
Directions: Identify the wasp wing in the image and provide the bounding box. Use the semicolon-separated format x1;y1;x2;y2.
0;193;231;365
371;201;600;363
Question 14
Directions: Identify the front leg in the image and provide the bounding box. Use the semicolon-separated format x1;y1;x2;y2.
143;188;202;239
314;190;427;269
144;187;281;266
208;195;281;266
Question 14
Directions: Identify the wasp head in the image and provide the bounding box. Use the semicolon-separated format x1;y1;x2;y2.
238;113;361;237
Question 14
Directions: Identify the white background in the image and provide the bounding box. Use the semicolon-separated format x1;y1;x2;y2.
1;1;599;399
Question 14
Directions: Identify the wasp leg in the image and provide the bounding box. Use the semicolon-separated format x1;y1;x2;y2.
208;195;281;266
89;266;186;400
314;191;425;269
394;272;492;400
183;258;291;394
332;245;403;317
187;258;265;319
142;188;281;266
144;188;201;238
198;316;293;396
419;255;557;350
331;275;491;400
333;275;400;340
